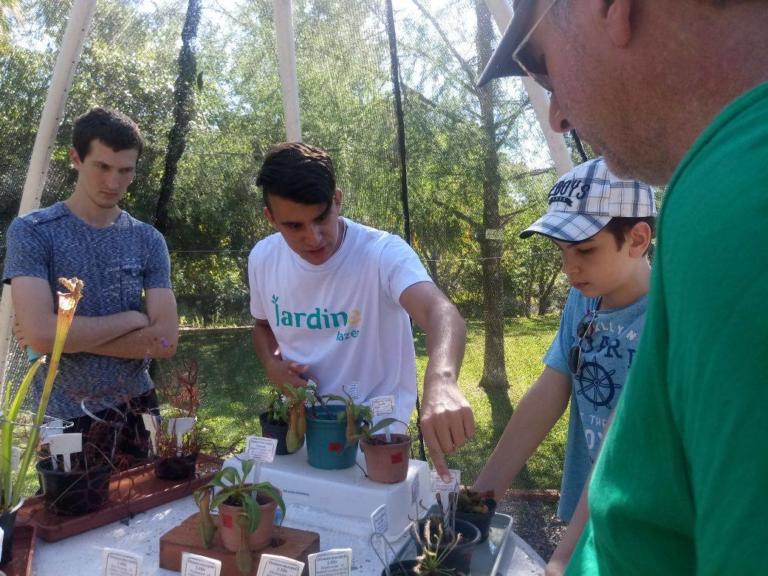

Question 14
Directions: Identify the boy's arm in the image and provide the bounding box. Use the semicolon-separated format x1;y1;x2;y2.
473;366;571;499
87;288;178;359
399;281;473;480
251;319;309;389
12;276;149;353
546;475;590;576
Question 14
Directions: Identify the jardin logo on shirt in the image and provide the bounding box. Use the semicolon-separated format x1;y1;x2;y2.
272;295;362;341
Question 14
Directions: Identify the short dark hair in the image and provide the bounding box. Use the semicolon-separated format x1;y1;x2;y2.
603;217;656;255
72;107;144;161
256;142;336;208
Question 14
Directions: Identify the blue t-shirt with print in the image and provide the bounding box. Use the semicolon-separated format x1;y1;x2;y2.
545;288;647;521
2;202;172;419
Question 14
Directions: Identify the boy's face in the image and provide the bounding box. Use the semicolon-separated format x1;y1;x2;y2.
553;227;643;305
264;189;343;265
70;139;138;210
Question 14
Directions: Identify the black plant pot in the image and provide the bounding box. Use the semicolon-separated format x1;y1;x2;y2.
154;452;198;481
382;559;419;575
0;502;21;564
455;497;497;542
413;518;480;575
259;412;294;455
37;458;110;516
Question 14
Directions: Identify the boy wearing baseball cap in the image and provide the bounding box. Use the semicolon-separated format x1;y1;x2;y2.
473;158;656;573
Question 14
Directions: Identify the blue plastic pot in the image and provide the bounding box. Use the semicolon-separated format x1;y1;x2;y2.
305;405;359;470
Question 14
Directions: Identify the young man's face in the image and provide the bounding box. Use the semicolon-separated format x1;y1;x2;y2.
553;227;641;305
70;139;138;210
264;189;343;265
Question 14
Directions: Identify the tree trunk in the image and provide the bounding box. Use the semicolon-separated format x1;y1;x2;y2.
154;0;202;235
476;1;508;389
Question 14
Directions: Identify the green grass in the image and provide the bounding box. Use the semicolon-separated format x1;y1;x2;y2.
164;316;565;490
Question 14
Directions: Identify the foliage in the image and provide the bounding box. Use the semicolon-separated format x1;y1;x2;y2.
194;458;285;544
456;486;493;514
320;390;403;446
411;515;462;576
0;277;82;512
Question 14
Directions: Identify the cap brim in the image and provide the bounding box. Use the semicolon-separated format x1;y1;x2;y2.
477;2;535;87
519;213;611;242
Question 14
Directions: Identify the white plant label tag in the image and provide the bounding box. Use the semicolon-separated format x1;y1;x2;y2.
11;446;21;471
102;548;142;576
41;418;64;442
370;396;395;417
347;381;360;399
168;417;196;452
181;552;222;576
430;468;460;493
370;504;388;534
246;436;277;463
308;548;353;576
256;554;304;576
411;474;420;505
47;433;82;473
142;413;160;453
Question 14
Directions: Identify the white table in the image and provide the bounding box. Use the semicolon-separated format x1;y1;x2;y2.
32;496;545;575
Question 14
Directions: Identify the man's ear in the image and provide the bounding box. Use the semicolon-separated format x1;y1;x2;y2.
591;0;633;47
263;206;277;229
334;188;343;210
627;221;652;257
69;147;82;169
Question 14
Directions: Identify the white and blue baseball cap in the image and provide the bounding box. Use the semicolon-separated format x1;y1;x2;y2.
520;158;657;242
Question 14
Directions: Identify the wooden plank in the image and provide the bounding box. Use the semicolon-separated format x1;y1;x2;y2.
18;454;221;542
160;513;320;576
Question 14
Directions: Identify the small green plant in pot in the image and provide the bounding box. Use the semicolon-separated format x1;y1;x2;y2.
0;277;83;562
357;419;411;484
305;390;368;470
194;459;285;575
259;385;311;455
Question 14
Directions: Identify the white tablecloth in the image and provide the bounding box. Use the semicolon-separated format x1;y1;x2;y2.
31;496;545;575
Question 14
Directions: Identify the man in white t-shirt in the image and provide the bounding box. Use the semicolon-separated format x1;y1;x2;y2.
248;142;473;477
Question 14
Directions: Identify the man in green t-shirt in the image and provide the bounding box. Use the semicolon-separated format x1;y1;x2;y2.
477;1;768;574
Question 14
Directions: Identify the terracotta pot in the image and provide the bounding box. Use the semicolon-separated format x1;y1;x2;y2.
217;492;277;552
361;433;411;483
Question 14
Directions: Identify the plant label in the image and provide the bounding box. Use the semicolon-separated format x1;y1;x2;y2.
181;552;222;576
47;433;82;473
307;548;352;576
411;474;420;505
430;468;460;493
370;504;388;534
41;418;64;442
347;381;360;399
370;395;395;417
246;436;277;463
256;554;304;576
168;416;196;453
102;548;142;576
142;413;160;452
11;446;21;471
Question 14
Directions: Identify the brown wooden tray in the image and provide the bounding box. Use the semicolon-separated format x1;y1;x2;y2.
0;525;36;576
160;513;320;576
18;454;221;542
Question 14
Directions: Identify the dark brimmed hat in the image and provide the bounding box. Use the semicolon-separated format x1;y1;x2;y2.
520;158;657;242
478;1;537;86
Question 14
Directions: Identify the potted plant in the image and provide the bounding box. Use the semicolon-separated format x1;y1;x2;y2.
258;385;311;455
358;420;411;484
305;390;368;470
0;277;82;561
454;486;496;542
194;459;285;575
148;359;203;480
383;514;480;575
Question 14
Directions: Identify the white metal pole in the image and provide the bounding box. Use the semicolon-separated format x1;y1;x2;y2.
484;0;574;176
0;0;97;388
272;0;302;142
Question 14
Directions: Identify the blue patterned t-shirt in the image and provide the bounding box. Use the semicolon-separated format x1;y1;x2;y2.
2;202;172;419
545;288;647;521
